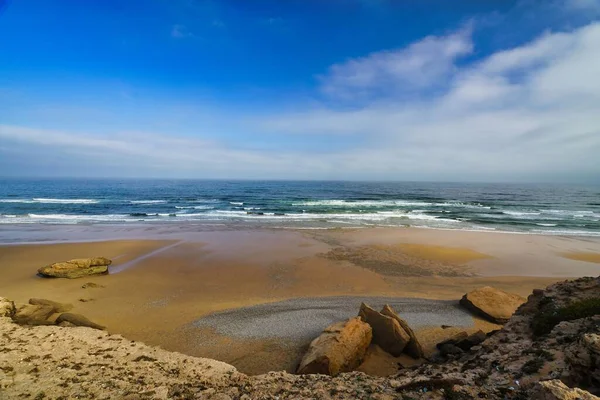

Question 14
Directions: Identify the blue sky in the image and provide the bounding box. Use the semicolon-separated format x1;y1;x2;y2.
1;0;600;181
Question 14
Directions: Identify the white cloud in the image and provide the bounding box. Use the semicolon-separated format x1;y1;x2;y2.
319;25;473;100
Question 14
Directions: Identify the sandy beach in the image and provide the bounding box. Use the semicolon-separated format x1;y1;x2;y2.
1;226;599;374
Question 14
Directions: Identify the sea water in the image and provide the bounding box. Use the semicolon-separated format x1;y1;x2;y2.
0;179;599;236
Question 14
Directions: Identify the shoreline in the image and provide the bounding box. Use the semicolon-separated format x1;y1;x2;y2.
1;222;600;246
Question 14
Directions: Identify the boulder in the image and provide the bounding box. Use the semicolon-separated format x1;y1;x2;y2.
459;286;526;324
13;304;57;325
380;304;424;359
0;297;16;318
358;303;410;357
297;317;372;376
55;313;105;330
29;298;73;313
38;257;112;279
531;379;598;400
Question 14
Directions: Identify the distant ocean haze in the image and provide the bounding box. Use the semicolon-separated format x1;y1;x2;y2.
0;179;599;236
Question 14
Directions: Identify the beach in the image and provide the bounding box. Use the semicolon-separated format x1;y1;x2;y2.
1;225;599;375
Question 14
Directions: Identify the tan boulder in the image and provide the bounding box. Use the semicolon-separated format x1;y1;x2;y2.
0;297;16;318
55;313;105;330
29;298;73;313
380;304;424;359
297;317;372;376
459;286;525;324
13;304;56;325
38;257;112;279
531;379;598;400
358;303;410;357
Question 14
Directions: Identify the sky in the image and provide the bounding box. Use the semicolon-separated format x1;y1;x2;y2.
1;0;600;182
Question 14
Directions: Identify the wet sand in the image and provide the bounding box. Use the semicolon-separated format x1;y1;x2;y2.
1;226;599;374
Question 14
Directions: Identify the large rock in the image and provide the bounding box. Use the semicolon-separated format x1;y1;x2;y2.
358;303;410;357
459;286;526;324
380;304;424;359
29;298;73;313
38;257;112;279
297;317;372;376
13;304;57;325
0;297;15;318
56;313;106;330
531;379;598;400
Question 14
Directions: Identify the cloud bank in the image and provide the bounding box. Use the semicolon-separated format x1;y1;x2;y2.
2;20;600;181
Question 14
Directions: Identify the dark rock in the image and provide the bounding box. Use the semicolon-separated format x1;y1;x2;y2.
455;330;487;351
437;332;469;349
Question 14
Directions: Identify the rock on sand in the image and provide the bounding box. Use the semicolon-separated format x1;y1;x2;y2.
297;317;372;376
38;257;112;279
358;303;410;357
459;286;526;324
380;304;424;359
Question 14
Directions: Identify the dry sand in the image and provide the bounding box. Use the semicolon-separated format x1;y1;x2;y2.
1;226;599;374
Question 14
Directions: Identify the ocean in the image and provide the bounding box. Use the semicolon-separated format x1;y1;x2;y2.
0;179;599;236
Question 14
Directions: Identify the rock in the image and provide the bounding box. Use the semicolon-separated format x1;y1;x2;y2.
55;313;105;330
565;333;600;388
531;379;598;400
459;286;526;323
438;343;464;357
38;257;112;279
380;304;424;359
13;304;57;325
82;282;105;289
29;298;73;313
455;330;487;351
297;317;372;376
0;297;16;318
358;303;410;357
436;332;468;350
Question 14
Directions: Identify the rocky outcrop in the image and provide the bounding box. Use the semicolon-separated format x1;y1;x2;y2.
460;286;526;323
55;313;105;330
531;380;599;400
358;303;409;356
565;333;600;389
38;257;112;279
1;277;599;399
380;304;424;359
297;317;372;376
